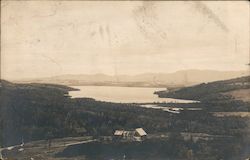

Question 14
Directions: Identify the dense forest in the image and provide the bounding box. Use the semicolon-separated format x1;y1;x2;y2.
57;135;248;160
1;77;250;159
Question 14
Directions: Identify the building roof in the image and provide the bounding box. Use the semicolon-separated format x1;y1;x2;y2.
114;130;124;136
135;128;147;136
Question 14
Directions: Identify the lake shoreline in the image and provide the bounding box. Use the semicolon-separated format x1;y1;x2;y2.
69;85;197;104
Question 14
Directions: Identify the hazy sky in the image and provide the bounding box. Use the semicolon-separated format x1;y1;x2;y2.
1;1;249;80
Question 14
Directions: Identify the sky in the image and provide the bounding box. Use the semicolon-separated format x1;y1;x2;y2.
1;1;250;80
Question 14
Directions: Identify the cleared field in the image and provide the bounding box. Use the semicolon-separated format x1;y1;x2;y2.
212;112;250;117
1;136;93;160
224;89;250;102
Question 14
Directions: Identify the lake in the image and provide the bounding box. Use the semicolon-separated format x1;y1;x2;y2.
69;86;196;103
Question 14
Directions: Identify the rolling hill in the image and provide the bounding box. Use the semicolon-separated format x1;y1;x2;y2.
155;76;250;102
14;70;249;87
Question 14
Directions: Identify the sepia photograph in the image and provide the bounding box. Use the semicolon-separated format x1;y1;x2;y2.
1;1;250;159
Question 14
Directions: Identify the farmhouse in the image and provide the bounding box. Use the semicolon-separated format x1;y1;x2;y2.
114;130;124;138
113;128;147;142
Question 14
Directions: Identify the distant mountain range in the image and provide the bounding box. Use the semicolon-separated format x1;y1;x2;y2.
14;70;249;87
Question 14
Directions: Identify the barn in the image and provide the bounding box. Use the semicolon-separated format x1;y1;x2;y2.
134;128;147;141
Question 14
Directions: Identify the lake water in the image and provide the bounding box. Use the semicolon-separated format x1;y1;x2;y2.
69;86;196;103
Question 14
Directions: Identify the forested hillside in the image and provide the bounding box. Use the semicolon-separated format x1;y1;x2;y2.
1;79;250;159
156;76;250;103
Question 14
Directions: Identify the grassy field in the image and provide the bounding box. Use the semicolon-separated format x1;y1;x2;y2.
223;88;250;102
212;112;250;117
1;137;93;160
